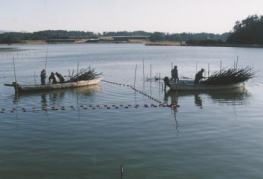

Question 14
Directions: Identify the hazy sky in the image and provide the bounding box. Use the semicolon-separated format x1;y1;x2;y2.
0;0;262;33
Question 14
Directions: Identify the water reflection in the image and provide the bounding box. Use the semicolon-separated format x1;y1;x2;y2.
13;85;101;107
164;87;249;108
164;88;249;130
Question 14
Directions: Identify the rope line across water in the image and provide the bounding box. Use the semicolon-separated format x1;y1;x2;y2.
0;103;175;114
102;80;165;105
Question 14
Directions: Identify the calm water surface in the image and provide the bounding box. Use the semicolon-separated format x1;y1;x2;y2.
0;44;263;179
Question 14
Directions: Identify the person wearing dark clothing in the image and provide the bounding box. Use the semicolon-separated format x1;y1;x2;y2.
194;68;205;84
40;69;46;85
55;72;65;83
49;72;57;84
171;66;179;82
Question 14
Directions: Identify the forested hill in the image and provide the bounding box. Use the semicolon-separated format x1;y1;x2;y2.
227;15;263;44
0;30;228;44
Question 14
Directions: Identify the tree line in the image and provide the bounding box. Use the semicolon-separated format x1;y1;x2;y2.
227;15;263;44
0;30;228;44
1;15;262;45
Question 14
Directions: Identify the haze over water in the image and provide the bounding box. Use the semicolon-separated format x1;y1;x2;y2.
0;44;263;179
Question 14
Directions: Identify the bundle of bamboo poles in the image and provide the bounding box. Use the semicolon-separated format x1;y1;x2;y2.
67;67;101;82
202;66;254;85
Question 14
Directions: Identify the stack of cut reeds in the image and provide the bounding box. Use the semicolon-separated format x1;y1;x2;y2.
68;68;101;82
202;66;254;85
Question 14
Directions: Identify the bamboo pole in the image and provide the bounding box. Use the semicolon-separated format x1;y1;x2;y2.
134;64;137;88
220;60;222;73
150;64;152;80
45;46;48;70
12;56;17;83
34;72;36;85
236;56;239;69
120;164;124;179
12;56;18;94
142;59;145;81
208;63;210;77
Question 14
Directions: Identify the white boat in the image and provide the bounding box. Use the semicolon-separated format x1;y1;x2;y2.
167;79;245;91
4;77;102;93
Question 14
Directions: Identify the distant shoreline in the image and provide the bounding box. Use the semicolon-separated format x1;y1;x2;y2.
1;40;263;48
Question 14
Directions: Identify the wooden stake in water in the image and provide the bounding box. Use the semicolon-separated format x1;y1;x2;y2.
150;64;152;80
120;164;124;179
207;63;210;77
235;56;239;69
142;59;145;81
45;46;48;70
12;57;17;83
150;64;152;95
34;72;36;85
77;61;80;82
134;64;137;88
220;60;222;73
12;56;18;94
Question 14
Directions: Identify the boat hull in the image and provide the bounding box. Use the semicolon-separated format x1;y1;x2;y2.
5;77;102;93
168;80;245;91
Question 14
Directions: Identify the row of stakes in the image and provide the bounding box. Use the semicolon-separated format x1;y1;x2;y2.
0;103;177;114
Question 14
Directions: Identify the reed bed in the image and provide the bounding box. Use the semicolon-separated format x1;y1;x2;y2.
202;66;254;85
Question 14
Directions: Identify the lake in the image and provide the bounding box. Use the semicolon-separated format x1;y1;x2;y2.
0;44;263;179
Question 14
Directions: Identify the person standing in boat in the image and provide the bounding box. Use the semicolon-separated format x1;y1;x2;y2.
40;69;46;85
49;72;57;84
171;66;179;82
194;68;205;84
55;72;65;83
